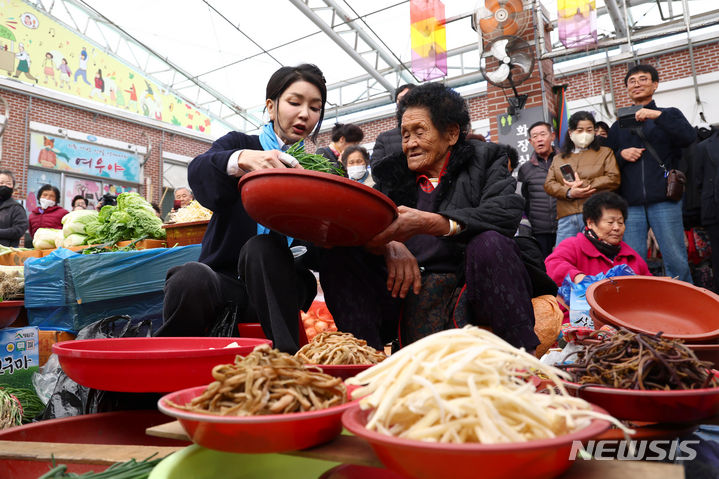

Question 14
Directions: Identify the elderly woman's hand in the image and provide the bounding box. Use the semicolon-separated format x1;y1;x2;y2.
237;149;303;172
366;206;451;248
383;241;422;298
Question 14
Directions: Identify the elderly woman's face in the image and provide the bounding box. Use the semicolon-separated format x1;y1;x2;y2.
587;208;625;246
401;107;459;177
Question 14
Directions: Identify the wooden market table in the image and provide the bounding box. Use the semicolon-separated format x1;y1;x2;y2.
0;419;687;478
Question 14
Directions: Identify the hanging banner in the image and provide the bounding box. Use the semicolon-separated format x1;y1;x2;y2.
29;133;141;184
410;0;447;81
0;0;212;133
553;84;569;148
557;0;598;49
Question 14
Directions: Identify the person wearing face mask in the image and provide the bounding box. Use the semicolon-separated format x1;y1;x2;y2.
544;111;620;247
28;184;69;239
156;64;327;354
316;123;364;172
0;170;29;247
340;145;374;187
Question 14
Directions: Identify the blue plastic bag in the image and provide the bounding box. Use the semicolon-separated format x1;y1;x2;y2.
558;264;637;328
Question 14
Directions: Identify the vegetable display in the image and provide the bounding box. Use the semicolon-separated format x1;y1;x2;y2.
557;328;718;390
61;210;99;247
296;331;386;365
346;326;629;444
32;228;62;250
286;142;344;176
168;344;346;415
86;193;166;244
38;456;162;479
170;200;212;224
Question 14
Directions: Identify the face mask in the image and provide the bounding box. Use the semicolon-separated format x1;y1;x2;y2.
0;186;12;201
347;165;367;181
39;198;55;209
570;131;594;149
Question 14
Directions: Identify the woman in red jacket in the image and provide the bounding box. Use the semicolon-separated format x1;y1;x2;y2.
545;191;650;286
29;184;68;238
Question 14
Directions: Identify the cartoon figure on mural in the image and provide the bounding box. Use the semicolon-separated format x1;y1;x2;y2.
90;68;105;100
58;57;72;89
38;136;58;168
74;46;90;85
141;81;154;117
107;74;125;107
13;43;38;83
125;83;139;112
43;52;57;85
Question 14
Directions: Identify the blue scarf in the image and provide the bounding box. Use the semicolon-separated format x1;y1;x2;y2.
256;122;293;244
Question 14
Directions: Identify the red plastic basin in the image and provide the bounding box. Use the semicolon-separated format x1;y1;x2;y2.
563;374;719;423
158;385;356;454
239;169;397;247
52;337;272;392
587;276;719;341
0;410;189;478
341;404;610;479
0;300;23;328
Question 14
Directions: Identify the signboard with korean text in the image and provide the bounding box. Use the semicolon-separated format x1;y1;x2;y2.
497;106;546;172
29;132;140;184
0;326;40;388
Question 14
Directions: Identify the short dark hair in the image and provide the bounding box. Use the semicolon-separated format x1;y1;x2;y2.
528;121;552;136
505;145;519;171
595;121;609;132
0;169;16;186
71;195;86;207
37;184;60;202
583;192;628;225
265;64;327;143
560;111;601;157
340;145;369;168
398;82;470;144
394;84;415;102
624;64;659;86
151;202;161;215
330;123;364;143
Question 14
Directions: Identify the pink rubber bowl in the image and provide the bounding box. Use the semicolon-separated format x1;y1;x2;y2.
158;385;356;453
52;337;272;392
341;404;610;479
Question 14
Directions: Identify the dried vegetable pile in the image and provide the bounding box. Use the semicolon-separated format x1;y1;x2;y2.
296;331;386;365
170;344;346;415
346;326;628;444
557;328;718;391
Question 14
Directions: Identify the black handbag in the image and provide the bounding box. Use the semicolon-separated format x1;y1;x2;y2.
635;128;686;201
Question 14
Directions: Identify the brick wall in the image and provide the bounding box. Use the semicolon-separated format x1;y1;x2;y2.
0;87;211;203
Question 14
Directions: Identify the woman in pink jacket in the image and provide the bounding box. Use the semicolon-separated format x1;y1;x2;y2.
545;191;650;286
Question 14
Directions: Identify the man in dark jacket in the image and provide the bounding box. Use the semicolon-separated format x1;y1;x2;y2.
0;170;28;247
607;64;695;283
696;127;719;292
518;121;558;258
369;84;415;169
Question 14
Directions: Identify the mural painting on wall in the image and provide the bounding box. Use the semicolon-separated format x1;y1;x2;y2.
0;0;212;134
28;132;141;184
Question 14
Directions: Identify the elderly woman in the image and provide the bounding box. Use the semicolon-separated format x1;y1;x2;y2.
320;82;541;352
545;192;650;286
341;145;374;187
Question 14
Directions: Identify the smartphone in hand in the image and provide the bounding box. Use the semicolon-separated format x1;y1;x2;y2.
559;164;575;183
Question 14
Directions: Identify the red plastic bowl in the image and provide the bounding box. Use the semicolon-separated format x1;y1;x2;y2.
0;300;23;328
158;385;355;453
587;276;719;341
239;169;397;247
52;337;272;392
563;377;719;423
342;404;610;479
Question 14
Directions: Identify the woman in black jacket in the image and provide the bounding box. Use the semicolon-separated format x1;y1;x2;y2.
320;83;540;352
157;64;327;353
0;170;28;247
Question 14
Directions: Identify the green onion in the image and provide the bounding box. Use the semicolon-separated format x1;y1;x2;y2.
285;142;345;176
1;387;45;423
38;454;164;478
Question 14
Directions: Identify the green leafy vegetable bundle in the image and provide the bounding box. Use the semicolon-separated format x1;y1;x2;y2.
85;193;166;244
286;142;345;176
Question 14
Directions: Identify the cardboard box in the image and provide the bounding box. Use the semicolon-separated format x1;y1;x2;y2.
0;326;40;388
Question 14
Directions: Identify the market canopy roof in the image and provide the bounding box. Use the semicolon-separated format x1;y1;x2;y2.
30;0;719;135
